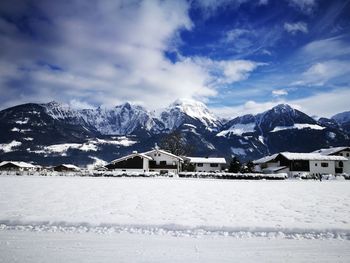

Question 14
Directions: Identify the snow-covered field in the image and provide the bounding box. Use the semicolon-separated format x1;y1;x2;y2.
0;176;349;262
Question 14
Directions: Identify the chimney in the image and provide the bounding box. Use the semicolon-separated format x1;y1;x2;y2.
132;151;138;154
154;143;159;150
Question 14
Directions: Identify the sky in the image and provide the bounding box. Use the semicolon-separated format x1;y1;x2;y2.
0;0;350;118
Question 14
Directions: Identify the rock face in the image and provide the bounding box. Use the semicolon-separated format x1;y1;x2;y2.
0;100;349;165
332;111;350;135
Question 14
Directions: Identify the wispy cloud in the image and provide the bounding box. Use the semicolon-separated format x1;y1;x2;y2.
287;0;317;14
292;60;350;86
284;22;308;34
272;89;288;96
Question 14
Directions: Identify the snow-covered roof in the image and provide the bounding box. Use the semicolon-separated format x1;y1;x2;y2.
56;164;80;170
111;152;153;164
280;152;347;161
263;166;288;172
0;161;36;169
312;147;350;156
253;154;278;164
143;149;184;161
186;157;226;164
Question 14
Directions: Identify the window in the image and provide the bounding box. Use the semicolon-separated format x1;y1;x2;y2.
315;163;318;166
321;162;329;167
197;163;203;167
160;161;166;166
210;163;219;167
347;153;349;157
339;161;344;168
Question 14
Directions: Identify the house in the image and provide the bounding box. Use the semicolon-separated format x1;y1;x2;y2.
54;164;81;172
0;161;37;171
106;145;183;174
313;147;350;174
184;157;226;172
253;152;347;177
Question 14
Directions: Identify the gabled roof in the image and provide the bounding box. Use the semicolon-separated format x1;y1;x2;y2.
313;147;350;156
262;166;288;172
110;152;153;164
143;149;184;161
253;153;278;164
185;157;226;164
280;152;347;161
56;164;80;170
0;161;36;169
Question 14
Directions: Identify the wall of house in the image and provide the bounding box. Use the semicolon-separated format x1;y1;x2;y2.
336;150;350;174
149;152;179;166
309;160;335;175
147;151;180;173
194;163;222;172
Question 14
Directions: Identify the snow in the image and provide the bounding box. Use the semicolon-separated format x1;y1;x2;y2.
32;137;136;155
15;118;29;124
327;132;336;139
0;140;22;153
1;231;349;263
59;164;80;170
94;137;137;147
1;176;348;239
0;177;349;262
281;152;347;161
230;147;246;156
271;123;325;132
217;123;256;137
0;161;36;169
23;137;34;141
313;147;350;156
87;157;108;170
186;157;226;164
253;154;279;164
171;99;218;127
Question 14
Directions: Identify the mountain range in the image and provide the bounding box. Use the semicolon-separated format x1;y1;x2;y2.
0;99;349;166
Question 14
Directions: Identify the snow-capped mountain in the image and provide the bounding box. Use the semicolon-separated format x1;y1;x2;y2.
160;99;221;131
0;100;349;165
332;111;350;135
217;104;349;156
42;101;163;136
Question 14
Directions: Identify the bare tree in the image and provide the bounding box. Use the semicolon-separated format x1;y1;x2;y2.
160;131;194;156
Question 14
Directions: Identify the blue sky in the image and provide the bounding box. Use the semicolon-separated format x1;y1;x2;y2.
0;0;350;118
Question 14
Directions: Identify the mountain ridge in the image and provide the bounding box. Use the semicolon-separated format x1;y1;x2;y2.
0;100;349;166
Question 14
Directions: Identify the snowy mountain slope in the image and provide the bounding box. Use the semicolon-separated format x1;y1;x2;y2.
42;102;163;135
160;99;221;131
216;104;349;157
0;101;349;165
332;111;350;135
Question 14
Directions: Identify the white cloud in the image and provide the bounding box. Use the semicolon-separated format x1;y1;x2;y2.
192;0;249;17
272;89;288;96
259;0;269;5
0;0;264;110
300;36;350;60
194;58;265;86
211;87;350;119
287;0;316;13
284;22;308;34
293;60;350;86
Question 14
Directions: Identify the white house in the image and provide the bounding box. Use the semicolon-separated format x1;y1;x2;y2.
106;146;183;174
313;147;350;175
184;157;226;172
253;152;347;177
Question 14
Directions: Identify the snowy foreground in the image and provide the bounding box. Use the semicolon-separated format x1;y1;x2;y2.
0;176;349;262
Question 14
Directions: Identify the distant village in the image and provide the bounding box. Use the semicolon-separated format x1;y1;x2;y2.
0;144;349;180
